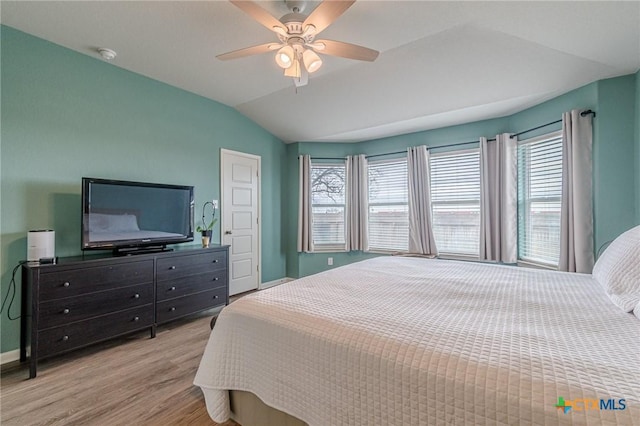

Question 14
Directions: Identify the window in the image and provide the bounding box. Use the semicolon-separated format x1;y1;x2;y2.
367;158;408;251
430;149;481;256
517;131;563;267
311;163;346;250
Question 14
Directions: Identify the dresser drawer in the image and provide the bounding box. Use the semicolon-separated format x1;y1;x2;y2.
156;251;227;281
38;283;154;329
157;270;226;301
37;305;153;358
39;260;154;301
156;287;227;324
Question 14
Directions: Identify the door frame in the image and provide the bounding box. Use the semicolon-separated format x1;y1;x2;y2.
220;148;262;290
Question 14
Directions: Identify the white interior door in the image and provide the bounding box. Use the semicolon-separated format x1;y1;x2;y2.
221;149;260;295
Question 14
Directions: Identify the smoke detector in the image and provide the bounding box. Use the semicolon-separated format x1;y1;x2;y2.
97;48;117;61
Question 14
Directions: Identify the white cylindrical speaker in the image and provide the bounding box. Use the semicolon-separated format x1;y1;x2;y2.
27;230;55;261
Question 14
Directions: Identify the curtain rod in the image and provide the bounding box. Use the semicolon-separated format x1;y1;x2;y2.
511;109;596;139
309;110;596;161
367;139;485;159
311;139;489;161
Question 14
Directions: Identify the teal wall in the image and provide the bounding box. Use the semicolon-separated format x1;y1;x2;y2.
288;76;639;278
285;117;512;277
0;26;287;353
2;24;638;355
636;70;640;223
509;76;638;253
284;142;382;278
593;75;638;249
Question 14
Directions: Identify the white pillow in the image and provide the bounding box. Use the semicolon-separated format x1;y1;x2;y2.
634;300;640;320
592;225;640;312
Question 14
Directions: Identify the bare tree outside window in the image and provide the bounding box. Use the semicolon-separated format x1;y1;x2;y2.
311;164;346;247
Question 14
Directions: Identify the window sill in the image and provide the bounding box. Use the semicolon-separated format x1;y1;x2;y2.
437;253;482;262
310;246;347;254
366;249;408;255
517;260;558;271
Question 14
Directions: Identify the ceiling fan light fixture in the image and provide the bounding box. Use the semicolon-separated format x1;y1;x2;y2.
303;49;322;73
301;24;316;38
275;45;295;69
284;57;301;78
272;26;288;37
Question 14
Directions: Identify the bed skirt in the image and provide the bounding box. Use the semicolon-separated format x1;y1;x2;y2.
229;390;307;426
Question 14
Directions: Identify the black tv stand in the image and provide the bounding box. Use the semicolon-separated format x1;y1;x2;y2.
21;245;229;378
113;245;173;256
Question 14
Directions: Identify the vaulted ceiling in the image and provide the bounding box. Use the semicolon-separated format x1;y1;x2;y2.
2;1;639;143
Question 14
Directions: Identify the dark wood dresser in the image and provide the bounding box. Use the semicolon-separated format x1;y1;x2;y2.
21;245;229;378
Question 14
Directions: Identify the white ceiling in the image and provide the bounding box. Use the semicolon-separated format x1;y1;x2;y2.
2;1;639;143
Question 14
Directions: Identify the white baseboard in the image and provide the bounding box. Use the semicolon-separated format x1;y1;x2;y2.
1;349;21;366
260;277;295;290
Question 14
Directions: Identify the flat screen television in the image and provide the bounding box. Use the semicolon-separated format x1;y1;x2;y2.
82;177;194;255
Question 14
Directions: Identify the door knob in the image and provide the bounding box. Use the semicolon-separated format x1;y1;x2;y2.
225;230;233;235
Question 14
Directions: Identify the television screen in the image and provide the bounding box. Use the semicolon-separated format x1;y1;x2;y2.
82;177;194;253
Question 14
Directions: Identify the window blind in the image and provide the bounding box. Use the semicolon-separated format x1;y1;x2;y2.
367;159;408;251
311;163;346;248
430;150;481;256
517;132;563;266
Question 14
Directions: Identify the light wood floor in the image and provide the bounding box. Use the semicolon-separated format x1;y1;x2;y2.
0;312;239;426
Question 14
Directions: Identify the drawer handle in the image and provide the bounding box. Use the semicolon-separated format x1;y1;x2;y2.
169;286;176;291
133;293;140;299
212;259;219;263
213;295;219;300
213;277;219;281
169;266;176;270
62;335;69;341
170;307;176;312
63;282;70;287
62;308;70;314
133;316;140;322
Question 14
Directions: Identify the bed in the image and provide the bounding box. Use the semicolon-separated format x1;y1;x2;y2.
194;227;640;425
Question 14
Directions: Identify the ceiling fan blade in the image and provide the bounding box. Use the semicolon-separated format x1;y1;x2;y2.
229;1;287;34
217;43;280;61
313;39;379;62
302;1;355;36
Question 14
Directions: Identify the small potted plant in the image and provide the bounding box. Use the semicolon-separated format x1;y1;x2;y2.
196;201;217;248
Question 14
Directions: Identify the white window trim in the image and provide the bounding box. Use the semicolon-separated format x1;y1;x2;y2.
366;156;409;253
516;130;563;268
430;147;481;258
516;130;562;147
437;253;482;262
517;259;558;271
312;244;348;253
429;146;479;158
310;161;348;253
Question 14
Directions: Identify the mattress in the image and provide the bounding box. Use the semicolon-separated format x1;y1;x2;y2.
194;257;640;425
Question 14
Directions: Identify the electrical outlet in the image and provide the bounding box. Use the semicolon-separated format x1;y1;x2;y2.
328;257;333;266
212;200;218;209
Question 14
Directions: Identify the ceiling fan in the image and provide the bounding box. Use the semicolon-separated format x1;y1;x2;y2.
217;0;379;87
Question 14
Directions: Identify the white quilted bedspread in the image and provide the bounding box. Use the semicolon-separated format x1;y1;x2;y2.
194;257;640;425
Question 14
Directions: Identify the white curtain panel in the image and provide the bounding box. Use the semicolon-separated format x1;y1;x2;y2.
479;134;518;263
407;146;438;256
297;154;314;253
345;154;369;251
559;110;594;273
